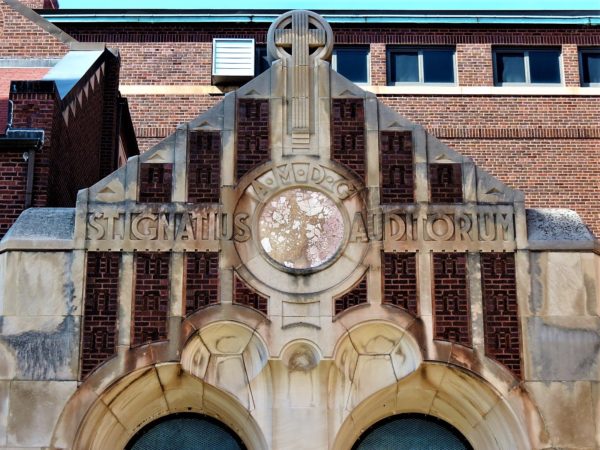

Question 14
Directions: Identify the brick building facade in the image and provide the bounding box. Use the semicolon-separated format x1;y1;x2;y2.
36;13;599;237
0;5;598;450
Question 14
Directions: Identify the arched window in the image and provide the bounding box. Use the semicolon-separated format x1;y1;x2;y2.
352;413;472;450
126;413;246;450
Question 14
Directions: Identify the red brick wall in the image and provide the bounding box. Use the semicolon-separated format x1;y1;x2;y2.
188;131;220;203
380;131;414;204
0;152;27;237
234;274;268;314
57;22;600;235
236;98;269;180
132;252;170;346
47;72;105;206
9;86;59;208
382;253;418;315
481;252;521;378
334;275;367;315
0;1;69;57
331;98;365;181
429;163;463;203
81;252;119;378
185;252;219;315
138;162;172;203
432;253;471;347
17;0;59;9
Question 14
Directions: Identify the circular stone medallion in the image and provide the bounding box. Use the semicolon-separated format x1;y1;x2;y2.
258;188;345;271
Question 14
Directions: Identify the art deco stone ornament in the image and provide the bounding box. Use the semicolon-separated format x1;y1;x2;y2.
258;188;345;271
3;8;598;450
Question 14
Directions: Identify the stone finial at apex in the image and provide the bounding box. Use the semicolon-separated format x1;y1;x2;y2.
267;9;334;64
267;10;334;152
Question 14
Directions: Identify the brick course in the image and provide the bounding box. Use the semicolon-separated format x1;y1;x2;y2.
188;131;220;203
331;98;365;180
334;275;368;315
432;253;471;347
429;163;463;203
481;252;521;378
81;252;120;378
234;274;268;314
132;252;170;346
138;162;172;203
185;252;219;315
382;253;418;315
380;131;414;204
236;98;269;180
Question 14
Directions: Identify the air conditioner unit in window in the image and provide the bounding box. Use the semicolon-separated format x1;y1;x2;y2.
212;38;255;84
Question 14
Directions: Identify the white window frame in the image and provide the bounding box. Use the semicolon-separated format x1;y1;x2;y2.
578;47;600;87
493;47;563;86
332;46;371;86
386;47;457;86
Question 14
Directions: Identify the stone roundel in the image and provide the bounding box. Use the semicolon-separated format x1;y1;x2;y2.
258;187;345;271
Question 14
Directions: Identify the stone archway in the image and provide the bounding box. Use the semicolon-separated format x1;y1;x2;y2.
51;363;268;450
332;363;536;450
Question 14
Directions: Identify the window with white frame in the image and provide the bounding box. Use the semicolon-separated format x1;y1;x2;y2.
387;47;456;85
332;46;370;84
493;48;562;85
579;48;600;86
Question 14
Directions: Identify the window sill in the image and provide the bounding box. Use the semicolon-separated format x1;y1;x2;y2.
366;85;600;96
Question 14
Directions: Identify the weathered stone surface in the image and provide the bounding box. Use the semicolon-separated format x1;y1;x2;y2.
527;208;596;250
0;251;76;317
526;381;597;448
0;315;80;380
6;381;77;447
525;316;600;381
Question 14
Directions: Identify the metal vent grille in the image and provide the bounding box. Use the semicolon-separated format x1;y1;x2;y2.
353;414;472;450
212;38;255;78
127;414;245;450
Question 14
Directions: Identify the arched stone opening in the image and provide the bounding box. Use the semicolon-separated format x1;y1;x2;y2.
351;413;473;450
332;363;535;450
51;363;268;450
125;412;247;450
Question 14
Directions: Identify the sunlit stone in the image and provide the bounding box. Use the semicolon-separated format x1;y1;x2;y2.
258;188;345;270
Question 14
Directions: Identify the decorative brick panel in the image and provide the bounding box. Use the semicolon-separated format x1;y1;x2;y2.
188;131;220;203
334;275;367;315
380;131;414;204
433;253;471;347
81;252;120;378
132;252;170;346
429;163;463;203
481;252;521;378
331;98;365;180
138;163;172;203
185;252;219;315
234;274;268;314
382;253;418;315
237;99;269;180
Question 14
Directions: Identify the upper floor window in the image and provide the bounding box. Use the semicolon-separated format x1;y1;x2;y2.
579;49;600;86
332;46;370;84
387;48;456;85
493;48;562;85
255;45;271;76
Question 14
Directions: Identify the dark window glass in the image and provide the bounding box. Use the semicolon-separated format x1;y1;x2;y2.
255;46;270;75
529;50;561;83
582;52;600;84
335;48;369;83
496;52;526;83
390;52;419;83
423;49;455;83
